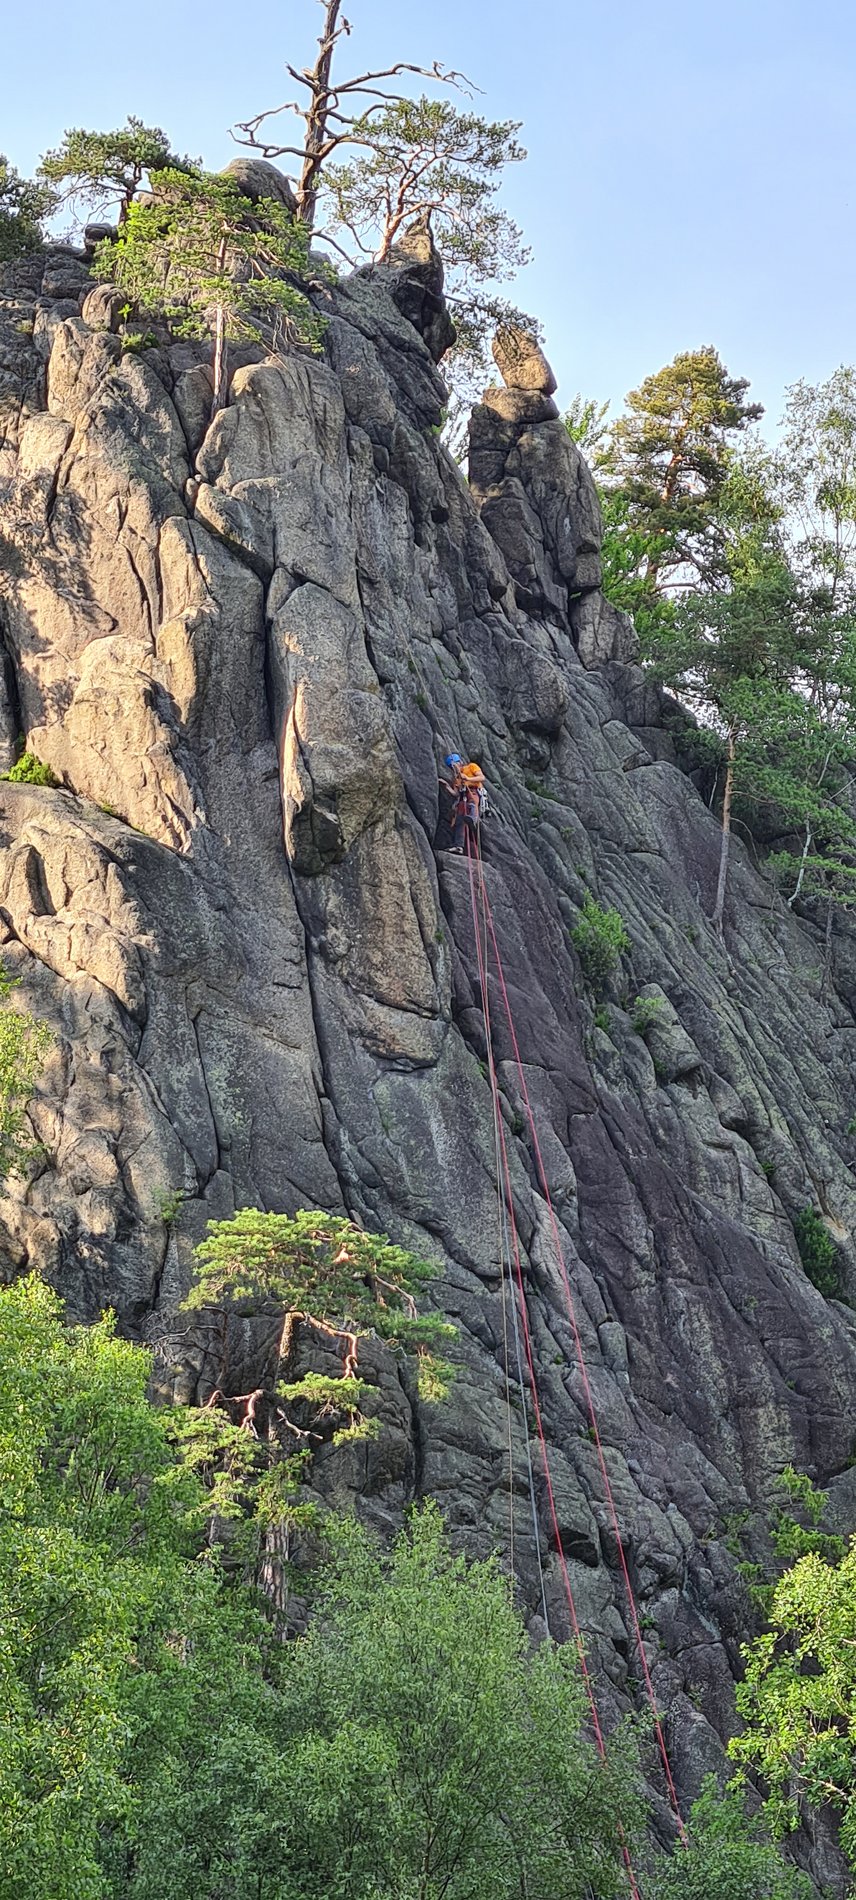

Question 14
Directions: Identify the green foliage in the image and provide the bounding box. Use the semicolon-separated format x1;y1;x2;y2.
186;1207;455;1442
0;962;51;1176
96;168;321;382
0;156;55;262
792;1204;843;1299
650;1777;811;1899
3;749;58;786
0;1273;276;1899
731;1537;856;1868
631;993;667;1036
769;1465;845;1568
604;345;763;594
0;1285;639;1900
267;1503;644;1900
152;1186;183;1226
599;485;678;642
38;117;194;223
571;895;630;992
0;1277;810;1900
564;392;611;463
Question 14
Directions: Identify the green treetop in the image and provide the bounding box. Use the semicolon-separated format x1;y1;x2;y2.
0;156;55;262
320;94;530;397
96;167;322;414
38;117;194;225
185;1206;455;1433
605;346;763;593
731;1535;856;1874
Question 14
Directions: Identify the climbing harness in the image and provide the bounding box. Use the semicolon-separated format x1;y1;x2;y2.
463;827;688;1886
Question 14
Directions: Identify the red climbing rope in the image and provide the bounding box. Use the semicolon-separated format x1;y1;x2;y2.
471;833;687;1843
464;834;644;1900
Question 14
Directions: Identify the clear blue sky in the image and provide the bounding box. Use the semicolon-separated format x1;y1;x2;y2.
6;0;855;429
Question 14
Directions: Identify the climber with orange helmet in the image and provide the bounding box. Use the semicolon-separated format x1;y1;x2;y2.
450;759;487;854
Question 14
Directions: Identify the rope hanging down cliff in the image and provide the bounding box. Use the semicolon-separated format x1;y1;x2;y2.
463;826;687;1856
464;831;645;1900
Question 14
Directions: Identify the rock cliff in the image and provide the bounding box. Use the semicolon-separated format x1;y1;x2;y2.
2;222;856;1885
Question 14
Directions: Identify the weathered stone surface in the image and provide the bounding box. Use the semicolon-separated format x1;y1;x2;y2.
492;324;558;394
221;157;298;213
82;222;117;256
572;589;639;667
79;283;124;332
359;212;457;365
469;397;604;624
482;384;560;425
3;242;856;1890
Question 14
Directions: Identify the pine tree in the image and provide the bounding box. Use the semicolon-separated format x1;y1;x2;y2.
95;168;321;414
39;117;193;225
605;346;763;593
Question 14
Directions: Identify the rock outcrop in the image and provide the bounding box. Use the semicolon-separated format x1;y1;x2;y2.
469;325;637;665
2;212;856;1888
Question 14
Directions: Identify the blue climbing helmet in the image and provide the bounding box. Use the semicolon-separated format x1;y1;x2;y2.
444;753;463;768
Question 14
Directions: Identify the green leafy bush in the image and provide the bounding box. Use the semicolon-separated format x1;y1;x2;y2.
731;1536;856;1874
3;750;58;787
631;993;666;1036
571;896;630;992
651;1777;811;1899
792;1204;842;1299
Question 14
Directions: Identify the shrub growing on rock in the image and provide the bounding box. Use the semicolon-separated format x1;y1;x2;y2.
96;167;322;414
3;750;58;787
792;1204;842;1300
571;895;630;993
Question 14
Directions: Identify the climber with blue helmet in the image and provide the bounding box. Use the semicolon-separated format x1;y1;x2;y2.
438;753;488;854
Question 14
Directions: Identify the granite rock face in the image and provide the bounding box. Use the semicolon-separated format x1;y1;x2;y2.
2;228;856;1886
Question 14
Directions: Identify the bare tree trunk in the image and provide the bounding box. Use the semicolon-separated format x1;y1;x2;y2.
788;818;813;907
210;238;228;418
297;0;342;231
711;728;736;939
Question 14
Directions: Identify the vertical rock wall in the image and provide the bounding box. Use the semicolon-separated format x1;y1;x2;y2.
2;231;856;1880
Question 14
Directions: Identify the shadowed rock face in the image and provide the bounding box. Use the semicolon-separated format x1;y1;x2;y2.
2;231;856;1887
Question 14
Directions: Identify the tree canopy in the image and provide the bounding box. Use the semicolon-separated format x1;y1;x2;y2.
186;1206;455;1431
0;157;54;262
567;354;856;939
605;346;763;593
39;118;194;225
95;167;321;413
0;1274;638;1900
731;1536;856;1875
